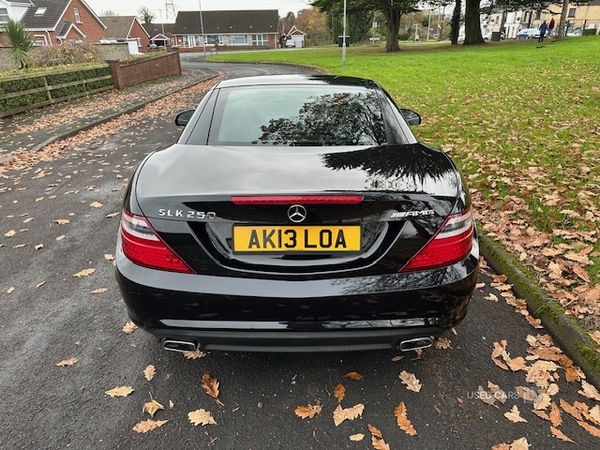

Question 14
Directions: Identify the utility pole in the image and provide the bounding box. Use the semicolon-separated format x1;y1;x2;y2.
164;0;176;21
198;0;206;56
342;0;347;67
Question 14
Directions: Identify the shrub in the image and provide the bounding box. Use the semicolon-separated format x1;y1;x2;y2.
2;19;34;69
31;42;103;68
583;28;596;36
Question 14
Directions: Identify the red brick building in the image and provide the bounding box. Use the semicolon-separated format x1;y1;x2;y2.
100;16;150;52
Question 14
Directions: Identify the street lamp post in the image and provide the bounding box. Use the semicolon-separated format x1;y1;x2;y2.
198;0;206;56
342;0;347;67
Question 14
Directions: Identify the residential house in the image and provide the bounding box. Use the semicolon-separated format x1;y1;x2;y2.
100;16;150;52
1;0;106;46
482;1;600;38
142;22;174;48
172;10;281;50
0;1;31;26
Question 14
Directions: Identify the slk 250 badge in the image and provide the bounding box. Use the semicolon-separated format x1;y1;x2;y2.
158;209;217;219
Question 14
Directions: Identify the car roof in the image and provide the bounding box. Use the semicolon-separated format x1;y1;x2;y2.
216;74;380;89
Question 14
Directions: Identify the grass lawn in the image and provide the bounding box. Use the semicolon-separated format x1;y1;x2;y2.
211;38;600;330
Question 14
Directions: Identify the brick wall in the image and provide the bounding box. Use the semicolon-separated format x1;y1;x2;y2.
108;52;182;90
62;0;107;43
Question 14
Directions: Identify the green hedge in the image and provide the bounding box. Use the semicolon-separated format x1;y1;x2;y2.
0;64;113;116
583;28;597;36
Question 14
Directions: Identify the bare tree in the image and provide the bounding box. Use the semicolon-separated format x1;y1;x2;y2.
139;6;155;24
101;10;118;17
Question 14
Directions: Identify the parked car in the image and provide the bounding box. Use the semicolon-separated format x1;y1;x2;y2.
566;28;583;37
285;39;296;48
516;28;540;39
115;75;479;353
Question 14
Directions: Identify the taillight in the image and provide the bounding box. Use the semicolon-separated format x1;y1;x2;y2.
120;211;194;274
400;208;474;272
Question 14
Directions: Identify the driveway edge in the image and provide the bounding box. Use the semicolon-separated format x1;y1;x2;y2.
480;233;600;388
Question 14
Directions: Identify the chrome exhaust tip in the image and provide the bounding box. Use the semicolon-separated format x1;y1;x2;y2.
162;339;197;353
399;337;433;352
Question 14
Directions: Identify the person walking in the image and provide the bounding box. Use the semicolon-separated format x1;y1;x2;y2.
539;20;549;42
548;18;556;37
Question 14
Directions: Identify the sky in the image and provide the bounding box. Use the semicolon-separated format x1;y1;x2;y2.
86;0;313;21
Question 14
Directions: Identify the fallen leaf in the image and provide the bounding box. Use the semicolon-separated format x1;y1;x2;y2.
349;433;364;441
54;219;70;225
368;424;391;450
183;348;206;359
478;385;498;407
104;253;115;261
560;399;583;421
533;393;551;411
294;404;322;419
550;426;574;443
106;212;120;218
488;382;506;404
90;201;103;208
188;409;217;426
122;321;137;334
504;405;527;423
105;386;134;397
344;371;364;381
578;380;600;401
576;420;600;437
394;401;418;435
399;370;422;393
202;373;220;398
333;384;346;403
91;288;108;294
4;230;16;237
35;281;45;288
589;405;600;425
73;268;95;277
391;355;404;362
7;287;15;294
133;419;168;433
549;402;562;427
332;403;364;426
56;235;65;241
433;337;452;349
144;365;156;381
55;357;79;367
142;398;164;417
34;244;43;250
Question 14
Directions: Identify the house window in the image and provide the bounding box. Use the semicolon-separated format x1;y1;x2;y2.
74;7;82;23
252;34;268;46
35;7;47;15
0;8;9;24
230;35;248;45
184;35;201;47
534;11;541;20
568;8;576;18
205;35;222;45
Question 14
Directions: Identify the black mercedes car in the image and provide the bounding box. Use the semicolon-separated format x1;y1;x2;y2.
115;74;479;353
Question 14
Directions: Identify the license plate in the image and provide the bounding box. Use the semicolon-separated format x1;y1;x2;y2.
233;225;361;252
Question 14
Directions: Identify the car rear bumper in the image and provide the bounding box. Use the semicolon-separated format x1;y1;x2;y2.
115;241;479;352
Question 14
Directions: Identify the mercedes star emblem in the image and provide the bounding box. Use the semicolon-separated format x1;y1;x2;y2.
287;205;307;223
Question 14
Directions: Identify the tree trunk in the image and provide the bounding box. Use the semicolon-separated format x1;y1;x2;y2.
558;0;569;41
385;8;401;52
463;0;484;44
450;0;461;45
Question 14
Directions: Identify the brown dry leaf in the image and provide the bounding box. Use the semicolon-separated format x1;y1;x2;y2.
478;385;498;407
105;386;134;397
54;219;70;225
394;401;418;436
104;253;115;261
504;405;528;423
91;288;108;294
34;244;43;250
333;384;346;403
560;399;583;421
56;235;65;241
533;393;551;411
344;371;364;381
507;356;527;372
485;293;498;302
433;337;452;349
578;380;600;401
549;402;562;427
106;212;120;218
491;445;510;450
6;287;15;294
73;268;95;278
349;433;364;441
509;437;529;449
202;373;220;398
142;398;164;417
515;386;538;402
144;365;156;381
55;357;79;367
35;281;45;288
576;420;600;437
590;405;600;425
488;382;507;404
4;230;16;238
294;404;322;419
368;424;391;450
132;419;168;433
188;409;217;426
332;403;364;426
399;370;422;393
183;348;206;359
90;201;103;208
550;426;574;443
122;321;137;334
590;331;600;346
391;355;404;362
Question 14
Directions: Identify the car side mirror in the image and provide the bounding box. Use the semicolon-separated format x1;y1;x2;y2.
175;110;195;126
400;109;422;126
